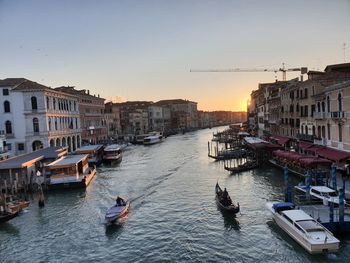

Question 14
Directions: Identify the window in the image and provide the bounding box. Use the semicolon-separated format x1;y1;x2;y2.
311;105;315;117
304;88;308;98
3;89;9;96
317;102;321;112
296;104;299;112
53;98;56;110
31;96;38;110
305;105;308;117
33;118;39;133
338;93;342;112
17;143;24;151
312;126;315;136
6;143;11;151
73;101;76;111
339;124;342;142
327;124;331;140
47;97;50;109
321;101;325;112
322;126;325;138
4;101;10;112
5;120;12;134
317;126;321;138
327;96;330;113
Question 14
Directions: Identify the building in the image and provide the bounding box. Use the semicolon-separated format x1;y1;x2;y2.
0;78;81;156
104;101;121;139
55;86;107;144
154;99;198;130
148;105;165;132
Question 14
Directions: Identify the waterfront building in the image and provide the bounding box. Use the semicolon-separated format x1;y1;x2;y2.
55;86;107;144
0;129;9;161
154;99;198;130
0;78;81;156
104;102;122;139
128;109;149;135
148;105;165;132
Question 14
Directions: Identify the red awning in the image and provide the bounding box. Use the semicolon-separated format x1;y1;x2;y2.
298;141;313;150
305;145;324;154
298;157;332;168
316;147;350;162
271;135;290;145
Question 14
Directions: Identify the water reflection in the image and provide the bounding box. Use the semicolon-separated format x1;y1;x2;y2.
0;222;20;235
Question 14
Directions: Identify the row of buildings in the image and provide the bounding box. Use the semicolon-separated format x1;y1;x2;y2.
247;62;350;156
0;78;246;157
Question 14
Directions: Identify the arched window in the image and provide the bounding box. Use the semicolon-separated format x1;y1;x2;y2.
322;126;326;138
74;101;76;111
33;118;39;133
338;93;342;112
5;120;12;134
4;101;10;113
48;118;52;131
290;105;294;113
53;98;56;110
31;96;38;110
47;97;50;109
296;104;299;112
312;125;316;136
317;126;321;138
304;88;308;98
321;102;325;112
327;96;330;113
339;124;343;142
55;118;58;130
317;102;321;112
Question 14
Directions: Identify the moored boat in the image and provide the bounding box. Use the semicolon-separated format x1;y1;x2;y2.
46;154;96;190
103;144;122;164
75;145;104;167
266;201;339;254
215;182;240;214
143;132;163;145
105;199;130;223
0;211;18;224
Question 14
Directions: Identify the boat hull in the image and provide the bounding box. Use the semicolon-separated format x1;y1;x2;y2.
0;212;18;224
105;202;130;223
215;196;240;213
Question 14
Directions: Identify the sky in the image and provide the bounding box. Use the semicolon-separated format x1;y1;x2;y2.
0;0;349;111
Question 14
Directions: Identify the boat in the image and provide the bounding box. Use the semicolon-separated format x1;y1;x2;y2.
135;134;150;144
0;211;18;224
224;160;258;173
75;145;104;167
143;132;163;145
46;154;96;190
105;199;130;223
215;182;240;214
103;144;122;164
266;201;339;254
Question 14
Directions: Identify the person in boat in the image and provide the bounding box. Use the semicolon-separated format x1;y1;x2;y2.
222;188;230;206
116;196;126;206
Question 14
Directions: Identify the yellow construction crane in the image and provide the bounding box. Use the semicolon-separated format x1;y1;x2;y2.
190;63;308;81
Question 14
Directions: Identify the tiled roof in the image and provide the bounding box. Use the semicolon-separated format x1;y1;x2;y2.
13;80;50;91
0;78;27;87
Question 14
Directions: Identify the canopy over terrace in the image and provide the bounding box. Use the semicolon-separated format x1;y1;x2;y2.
269;135;291;146
273;150;332;169
316;147;350;163
0;147;67;188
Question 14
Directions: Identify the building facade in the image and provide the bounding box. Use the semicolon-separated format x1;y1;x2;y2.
0;78;81;156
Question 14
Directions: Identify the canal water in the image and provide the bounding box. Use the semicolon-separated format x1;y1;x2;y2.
1;127;350;262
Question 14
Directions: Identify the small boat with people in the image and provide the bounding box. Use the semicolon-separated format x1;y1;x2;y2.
46;154;96;190
266;201;339;254
103;144;122;164
105;196;130;224
215;182;240;214
75;144;104;167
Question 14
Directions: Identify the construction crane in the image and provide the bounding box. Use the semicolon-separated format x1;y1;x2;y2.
190;63;308;81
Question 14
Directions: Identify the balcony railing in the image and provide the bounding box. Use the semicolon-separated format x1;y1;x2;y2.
331;111;345;119
313;112;330;119
297;133;315;142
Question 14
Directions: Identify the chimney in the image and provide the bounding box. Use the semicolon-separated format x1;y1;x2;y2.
98;94;100;98
87;90;90;95
300;75;303;82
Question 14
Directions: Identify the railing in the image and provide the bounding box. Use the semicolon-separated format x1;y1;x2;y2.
313;112;328;119
331;111;345;119
297;133;315;142
314;138;327;146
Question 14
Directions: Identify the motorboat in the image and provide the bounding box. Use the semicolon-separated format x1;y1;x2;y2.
309;186;346;206
215;182;240;214
103;144;122;164
75;145;104;167
266;201;339;254
46;154;96;190
105;199;130;223
143;132;163;145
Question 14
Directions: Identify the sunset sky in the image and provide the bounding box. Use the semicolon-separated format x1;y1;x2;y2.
1;0;349;111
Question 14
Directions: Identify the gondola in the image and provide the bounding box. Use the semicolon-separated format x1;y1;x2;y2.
215;182;240;214
0;211;18;224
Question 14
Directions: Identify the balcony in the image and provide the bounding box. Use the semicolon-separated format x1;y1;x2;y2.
314;137;327;146
313;112;329;120
297;133;315;142
331;111;345;119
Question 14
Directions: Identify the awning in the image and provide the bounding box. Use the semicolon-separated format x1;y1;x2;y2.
316;147;350;162
271;135;291;145
305;145;324;154
298;141;313;150
298;157;332;168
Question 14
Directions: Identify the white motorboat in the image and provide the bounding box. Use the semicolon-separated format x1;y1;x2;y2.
266;202;339;254
103;144;122;164
143;132;163;145
105;200;130;223
296;185;347;206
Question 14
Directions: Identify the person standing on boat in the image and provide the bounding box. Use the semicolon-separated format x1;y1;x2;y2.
116;196;125;206
223;188;229;206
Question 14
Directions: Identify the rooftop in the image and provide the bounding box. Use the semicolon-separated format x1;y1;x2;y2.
282;209;314;222
47;154;87;168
